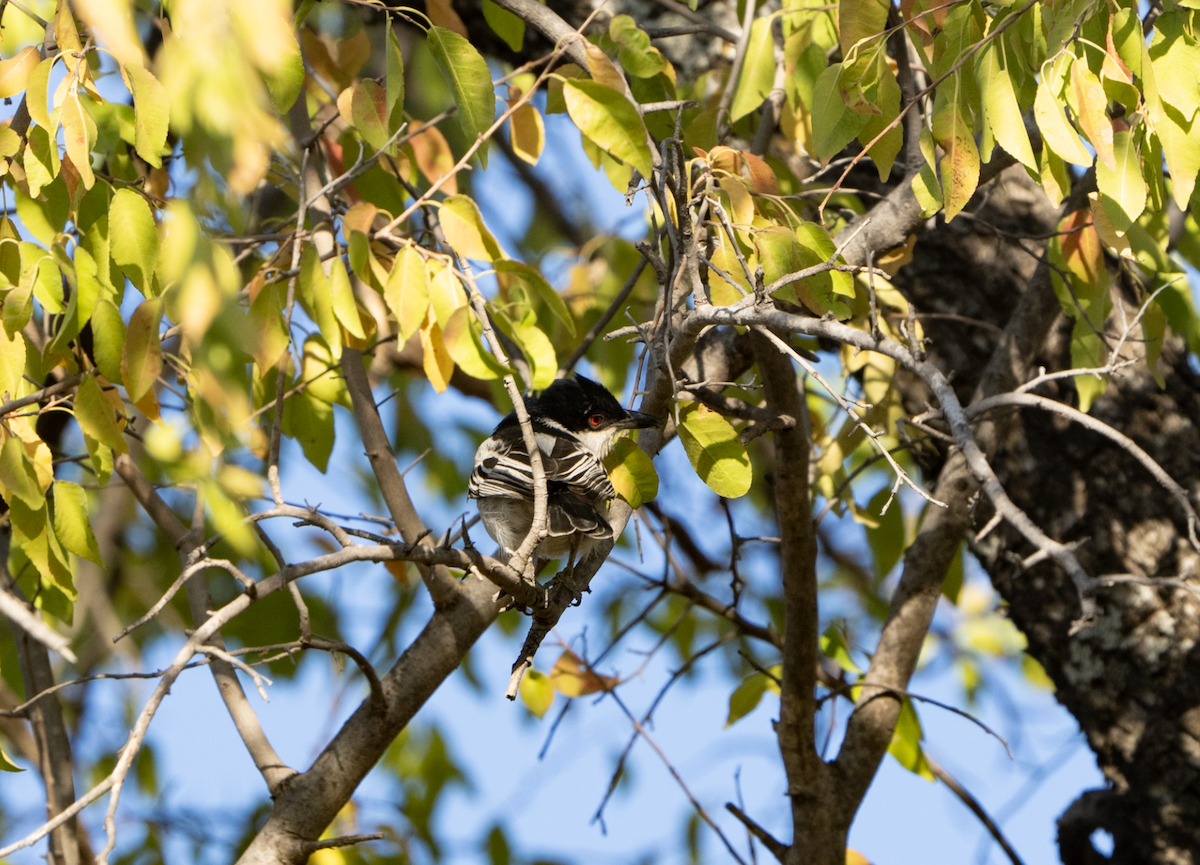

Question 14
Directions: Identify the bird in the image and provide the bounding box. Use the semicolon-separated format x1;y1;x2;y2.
468;375;658;568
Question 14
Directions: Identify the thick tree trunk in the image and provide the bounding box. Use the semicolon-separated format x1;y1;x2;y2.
893;167;1200;864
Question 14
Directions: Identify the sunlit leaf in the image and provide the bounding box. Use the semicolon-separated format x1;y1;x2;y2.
604;436;658;508
385;245;431;344
562;79;653;178
110;188;159;295
494;260;574;336
74;375;127;453
329;257;365;340
442;306;507;380
1095;129;1146;234
508;102;544;166
439;195;504;262
91;298;126;384
725;673;767;726
677;403;752;498
125;64;170;168
121;296;163;402
1070;59;1114;170
888;699;934;781
549;649;616;697
519;668;554;718
428;26;496;168
729;17;775;122
52;480;102;565
419;311;454;393
0;46;39;99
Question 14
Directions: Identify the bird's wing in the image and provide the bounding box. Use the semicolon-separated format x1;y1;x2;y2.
468;430;615;502
546;488;613;539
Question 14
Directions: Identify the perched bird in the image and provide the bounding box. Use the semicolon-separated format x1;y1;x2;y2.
469;375;658;564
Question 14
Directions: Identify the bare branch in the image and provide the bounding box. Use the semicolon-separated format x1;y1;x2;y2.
0;586;76;663
341;348;461;606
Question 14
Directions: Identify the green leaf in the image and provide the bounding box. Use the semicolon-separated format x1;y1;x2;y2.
386;28;405;131
264;36;305;114
943;542;964;603
911;126;943;217
24;124;60;199
562;79;653;178
1071;316;1107;412
125;64;170;168
677;403;752;498
109;188;158;295
888;699;935;781
47;246;102;359
384;246;430;343
83;433;113;488
74;375;126;453
0;435;44;509
329;256;365;339
439;195;504;262
91;298;126;383
482;0;524;52
866;485;904;579
857;59;903;182
299;244;341;358
729;16;776;122
428;262;466;328
610;16;667;79
604;436;658;508
0;744;22;772
820;624;862;674
428;26;496;168
931;87;978;222
203;479;258;558
52;480;102;565
442;306;507;380
725;673;768;726
494;260;575;336
1095;129;1146;233
337;79;391;153
283;388;335;472
976;41;1036;172
839;0;890;58
811;64;868;164
519;668;554;718
508;319;556;390
121;296;163;403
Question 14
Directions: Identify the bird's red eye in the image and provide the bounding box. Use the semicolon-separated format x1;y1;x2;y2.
588;414;604;428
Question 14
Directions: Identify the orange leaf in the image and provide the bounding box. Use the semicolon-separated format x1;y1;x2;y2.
1071;60;1114;170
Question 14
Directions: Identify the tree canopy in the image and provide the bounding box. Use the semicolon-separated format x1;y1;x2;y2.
0;0;1198;863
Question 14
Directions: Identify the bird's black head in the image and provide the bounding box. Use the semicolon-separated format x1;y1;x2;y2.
531;375;658;433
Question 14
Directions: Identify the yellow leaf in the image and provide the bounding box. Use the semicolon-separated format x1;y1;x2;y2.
439;195;504;262
384;246;430;344
1071;59;1114;170
0;47;39;99
419;310;453;393
61;87;95;189
508;102;544;165
519;669;555;718
549;649;616;697
329;257;365;339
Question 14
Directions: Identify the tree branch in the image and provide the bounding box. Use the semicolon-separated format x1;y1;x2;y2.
341;348;461;606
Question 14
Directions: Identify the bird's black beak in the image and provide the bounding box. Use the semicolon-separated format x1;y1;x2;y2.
617;410;660;430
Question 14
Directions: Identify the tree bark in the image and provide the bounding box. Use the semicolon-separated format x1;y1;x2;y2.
892;166;1200;864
